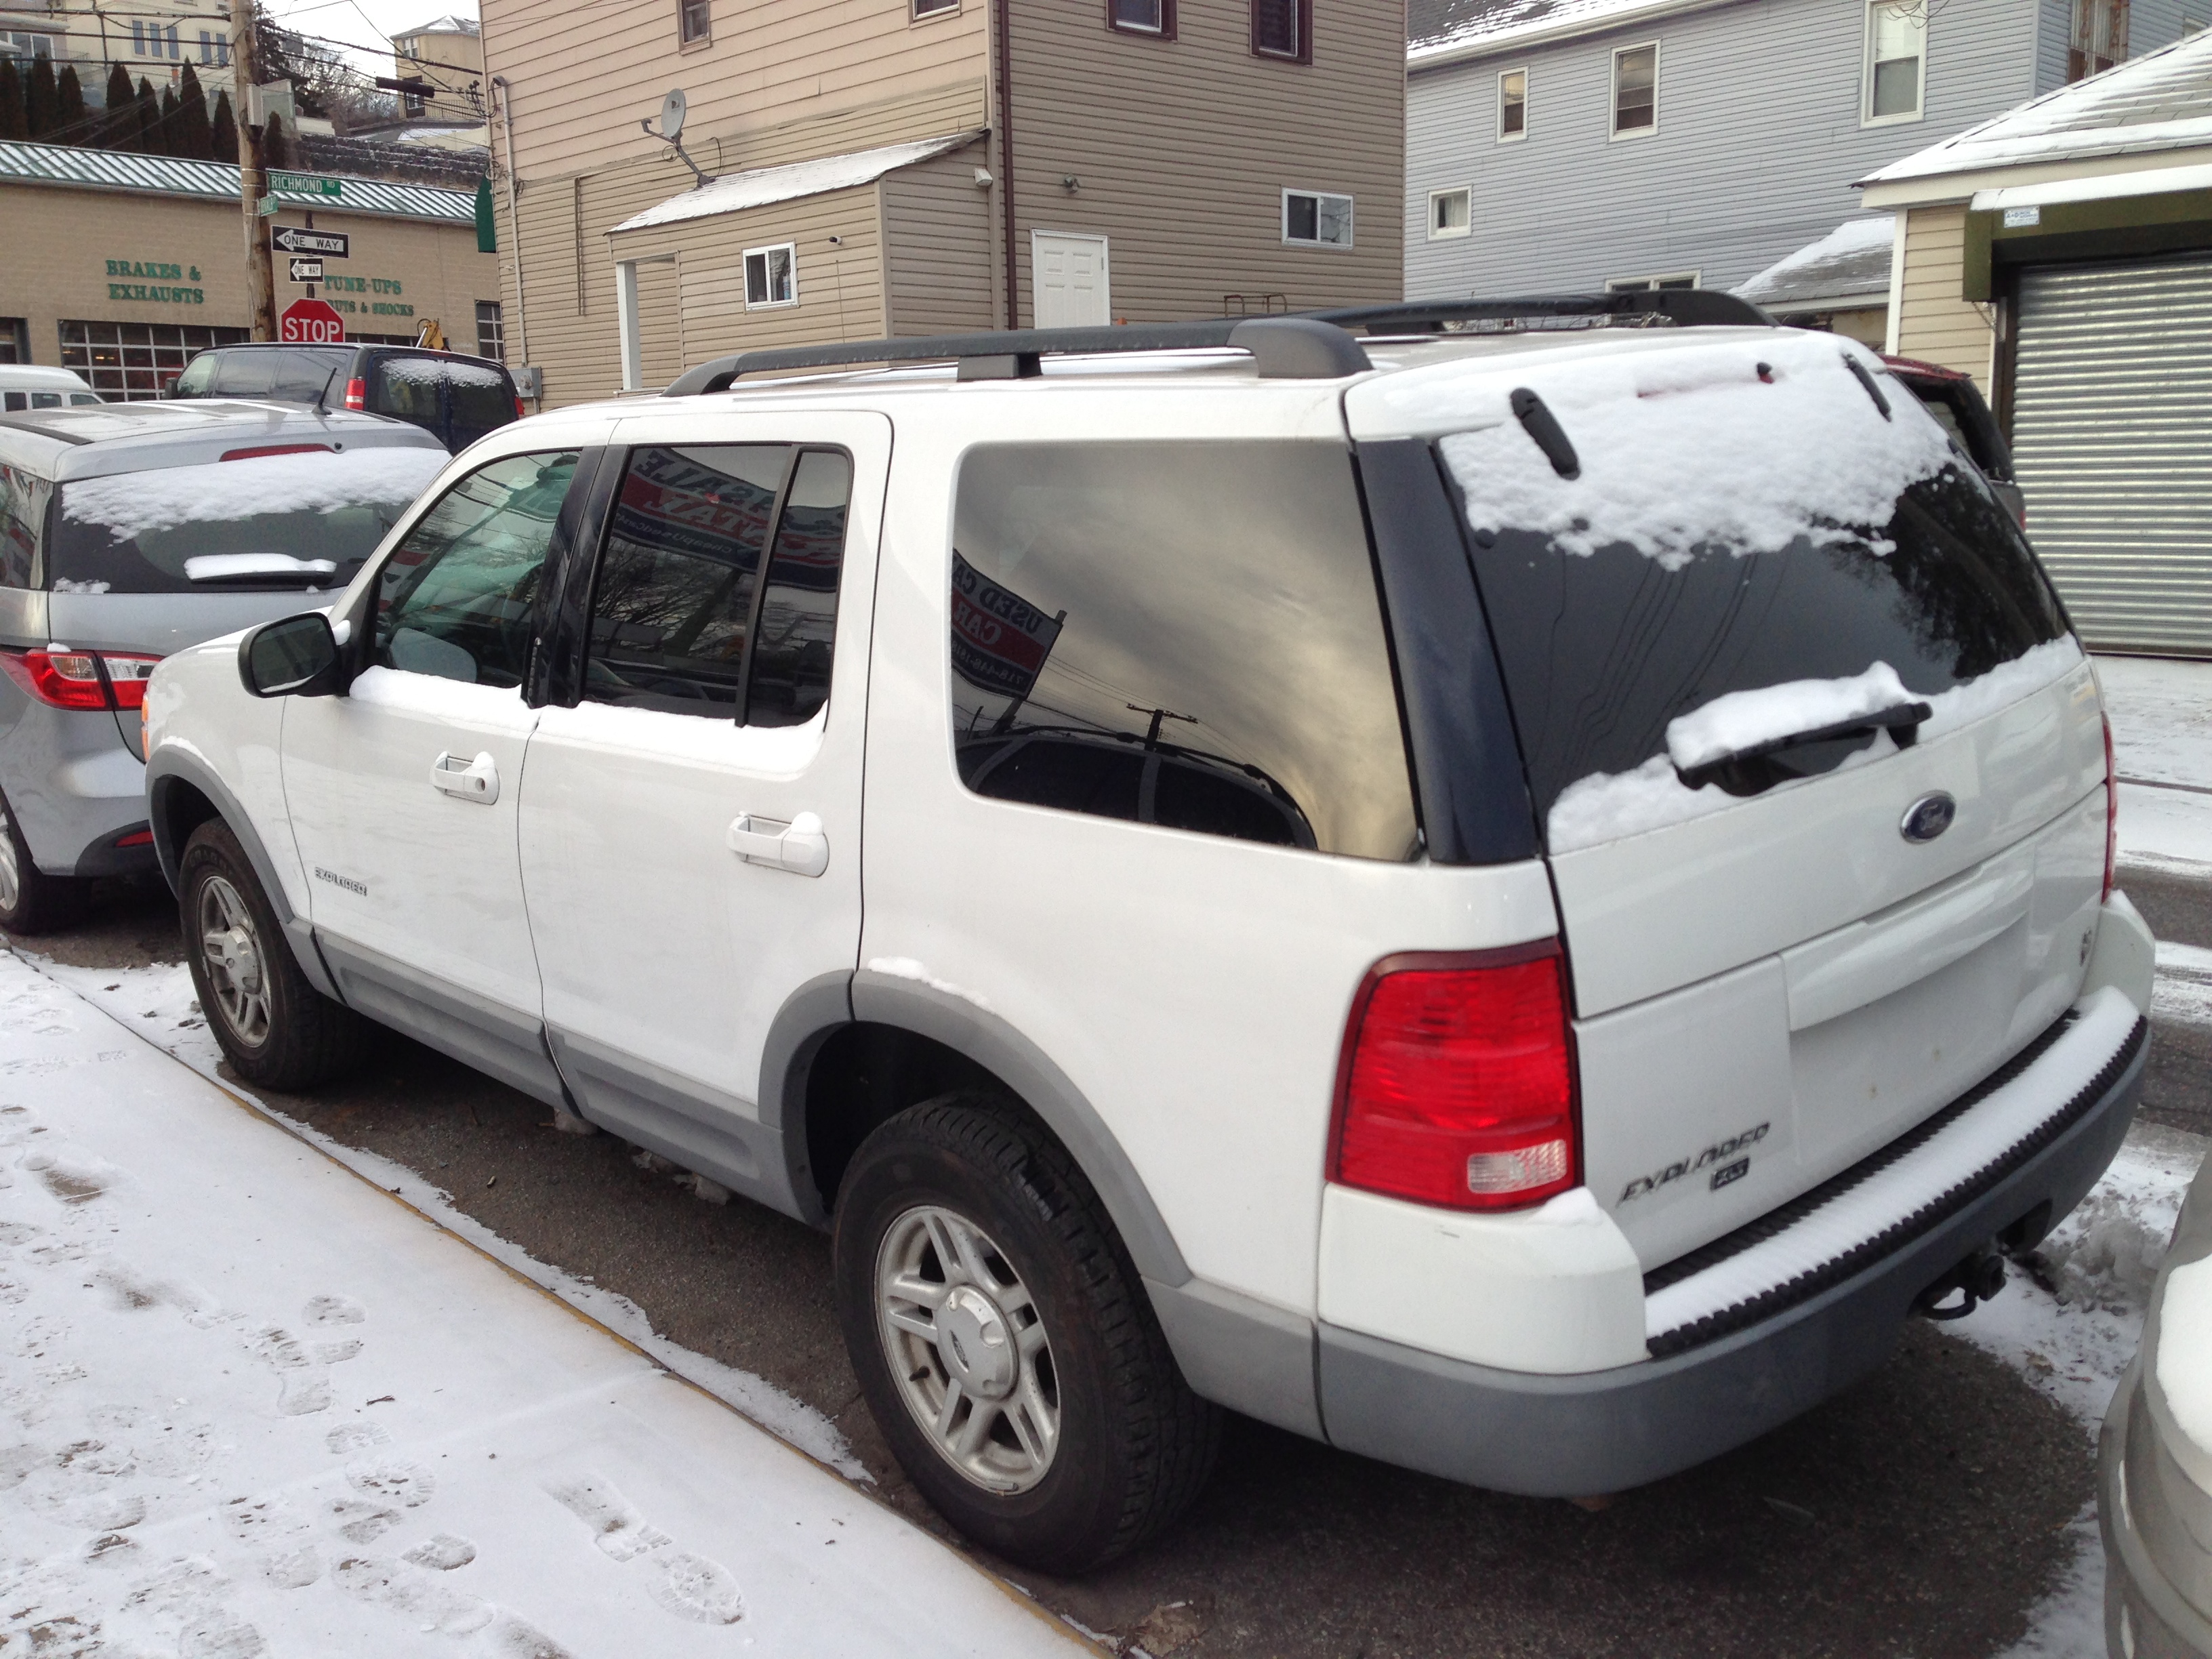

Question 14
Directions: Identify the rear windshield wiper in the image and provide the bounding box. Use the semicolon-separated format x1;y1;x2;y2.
1676;700;1932;796
184;553;340;586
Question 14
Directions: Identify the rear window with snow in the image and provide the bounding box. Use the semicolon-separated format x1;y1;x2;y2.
53;446;443;595
1440;337;2070;852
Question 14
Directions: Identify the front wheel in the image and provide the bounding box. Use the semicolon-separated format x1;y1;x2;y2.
180;819;370;1090
834;1093;1220;1574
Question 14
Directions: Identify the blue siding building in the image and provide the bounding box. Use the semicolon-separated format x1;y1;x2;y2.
1406;0;2203;308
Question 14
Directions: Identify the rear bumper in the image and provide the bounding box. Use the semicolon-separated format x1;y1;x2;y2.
1315;1017;2146;1497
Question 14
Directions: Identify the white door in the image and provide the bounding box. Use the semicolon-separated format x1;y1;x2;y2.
515;412;889;1203
283;447;584;1101
1031;232;1110;329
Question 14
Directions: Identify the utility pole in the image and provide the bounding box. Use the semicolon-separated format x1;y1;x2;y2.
234;3;276;340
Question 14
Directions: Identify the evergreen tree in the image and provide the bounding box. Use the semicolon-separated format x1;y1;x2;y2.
262;110;289;169
56;64;85;143
159;83;178;152
211;89;237;164
0;59;25;144
134;76;161;155
24;52;58;140
172;62;212;159
102;62;136;150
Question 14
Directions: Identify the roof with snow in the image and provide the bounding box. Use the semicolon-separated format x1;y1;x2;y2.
1734;216;1896;310
396;14;480;37
609;131;987;236
0;138;479;224
1410;0;1704;64
1860;27;2212;186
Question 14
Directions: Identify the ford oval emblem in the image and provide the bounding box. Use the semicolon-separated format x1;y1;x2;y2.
1900;792;1957;844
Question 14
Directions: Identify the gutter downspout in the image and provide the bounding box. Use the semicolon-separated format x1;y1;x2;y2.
994;0;1019;329
491;73;531;386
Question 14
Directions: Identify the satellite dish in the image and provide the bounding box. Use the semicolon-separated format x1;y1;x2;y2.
659;89;687;142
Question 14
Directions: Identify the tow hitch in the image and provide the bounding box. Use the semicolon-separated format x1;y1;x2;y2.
1913;1247;2007;1321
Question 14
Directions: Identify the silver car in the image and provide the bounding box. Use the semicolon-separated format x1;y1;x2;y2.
2104;1150;2212;1657
0;400;445;931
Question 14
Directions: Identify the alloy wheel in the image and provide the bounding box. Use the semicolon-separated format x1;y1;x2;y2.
198;874;270;1047
876;1204;1059;1493
0;808;18;912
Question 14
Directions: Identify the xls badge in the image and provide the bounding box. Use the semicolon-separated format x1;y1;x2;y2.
1620;1122;1769;1204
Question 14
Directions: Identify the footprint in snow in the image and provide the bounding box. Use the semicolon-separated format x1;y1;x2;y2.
405;1534;478;1571
303;1293;365;1326
543;1473;743;1626
325;1422;390;1455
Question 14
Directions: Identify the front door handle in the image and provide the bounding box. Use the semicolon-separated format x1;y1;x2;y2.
726;811;829;878
430;750;499;804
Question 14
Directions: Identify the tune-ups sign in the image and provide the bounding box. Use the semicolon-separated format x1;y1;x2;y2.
279;298;346;344
950;552;1063;700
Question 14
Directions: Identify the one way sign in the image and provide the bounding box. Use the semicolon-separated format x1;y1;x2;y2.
270;225;349;258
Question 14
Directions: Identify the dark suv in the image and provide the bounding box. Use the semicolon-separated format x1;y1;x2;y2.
1883;354;2026;529
167;343;522;455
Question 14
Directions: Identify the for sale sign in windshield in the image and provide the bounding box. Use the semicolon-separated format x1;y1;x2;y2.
951;551;1063;700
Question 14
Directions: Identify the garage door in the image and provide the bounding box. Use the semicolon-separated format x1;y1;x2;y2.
2011;255;2212;657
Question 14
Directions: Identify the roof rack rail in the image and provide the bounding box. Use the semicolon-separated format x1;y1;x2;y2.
662;289;1776;396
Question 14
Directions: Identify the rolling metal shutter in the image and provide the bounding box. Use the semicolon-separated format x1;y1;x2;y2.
2011;255;2212;657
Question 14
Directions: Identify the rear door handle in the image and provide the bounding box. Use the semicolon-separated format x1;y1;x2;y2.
726;811;829;878
430;750;500;804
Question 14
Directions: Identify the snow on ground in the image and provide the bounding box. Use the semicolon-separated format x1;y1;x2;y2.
0;949;1082;1657
2101;654;2212;873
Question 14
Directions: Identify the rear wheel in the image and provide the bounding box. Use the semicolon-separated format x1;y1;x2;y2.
180;819;369;1089
834;1093;1219;1574
0;791;85;936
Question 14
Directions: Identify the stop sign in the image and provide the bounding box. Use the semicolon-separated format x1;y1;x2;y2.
279;298;346;345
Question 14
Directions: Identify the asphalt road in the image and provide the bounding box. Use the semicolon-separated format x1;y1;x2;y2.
17;868;2208;1658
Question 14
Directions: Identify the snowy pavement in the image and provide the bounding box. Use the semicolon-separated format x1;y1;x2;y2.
2101;654;2212;872
0;949;1082;1658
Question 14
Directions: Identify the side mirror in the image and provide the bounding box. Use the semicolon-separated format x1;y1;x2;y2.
161;375;180;398
239;612;344;698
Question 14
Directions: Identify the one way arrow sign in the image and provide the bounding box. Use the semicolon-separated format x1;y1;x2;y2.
270;225;350;258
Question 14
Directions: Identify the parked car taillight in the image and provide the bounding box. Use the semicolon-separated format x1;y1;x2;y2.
0;649;163;712
2104;710;2119;903
514;396;527;420
1330;947;1580;1212
344;377;367;411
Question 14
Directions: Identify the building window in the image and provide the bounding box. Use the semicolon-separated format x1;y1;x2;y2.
59;321;250;402
678;0;710;45
197;30;230;65
0;319;26;365
1498;67;1528;139
3;28;55;60
1109;0;1172;35
744;244;798;308
1252;0;1310;60
1282;189;1353;247
130;20;146;53
476;301;506;362
2068;0;2128;78
914;0;959;14
1612;43;1658;136
166;23;180;58
1864;0;1926;121
1605;272;1700;291
1429;188;1471;239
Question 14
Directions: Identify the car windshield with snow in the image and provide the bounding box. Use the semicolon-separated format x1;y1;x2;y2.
139;300;2156;1578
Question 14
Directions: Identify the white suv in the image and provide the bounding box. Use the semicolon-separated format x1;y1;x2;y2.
141;298;2158;1574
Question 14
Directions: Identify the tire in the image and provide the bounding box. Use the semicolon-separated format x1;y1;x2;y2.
0;789;85;936
834;1092;1220;1574
179;819;370;1090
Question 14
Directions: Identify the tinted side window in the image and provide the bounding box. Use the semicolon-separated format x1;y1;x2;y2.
0;463;46;589
582;445;787;717
171;354;217;397
745;449;851;728
270;350;347;403
446;363;514;437
949;442;1417;861
373;361;441;424
375;449;580;687
211;353;277;396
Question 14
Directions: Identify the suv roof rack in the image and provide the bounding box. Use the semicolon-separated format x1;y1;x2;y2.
663;289;1776;396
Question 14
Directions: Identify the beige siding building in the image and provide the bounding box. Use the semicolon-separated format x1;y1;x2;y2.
392;15;485;124
480;0;1405;407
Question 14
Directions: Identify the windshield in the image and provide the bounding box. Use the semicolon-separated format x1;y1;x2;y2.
53;445;445;594
1437;337;2071;853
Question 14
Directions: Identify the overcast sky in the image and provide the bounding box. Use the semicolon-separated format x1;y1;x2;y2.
262;0;478;73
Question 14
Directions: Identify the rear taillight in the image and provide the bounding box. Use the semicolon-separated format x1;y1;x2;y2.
344;377;367;411
1330;946;1580;1212
0;649;163;712
2103;710;2118;903
514;396;527;419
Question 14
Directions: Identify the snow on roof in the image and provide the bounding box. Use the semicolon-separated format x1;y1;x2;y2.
1860;27;2212;186
1734;215;1896;310
397;14;480;36
1409;0;1710;64
610;131;987;235
0;138;478;224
